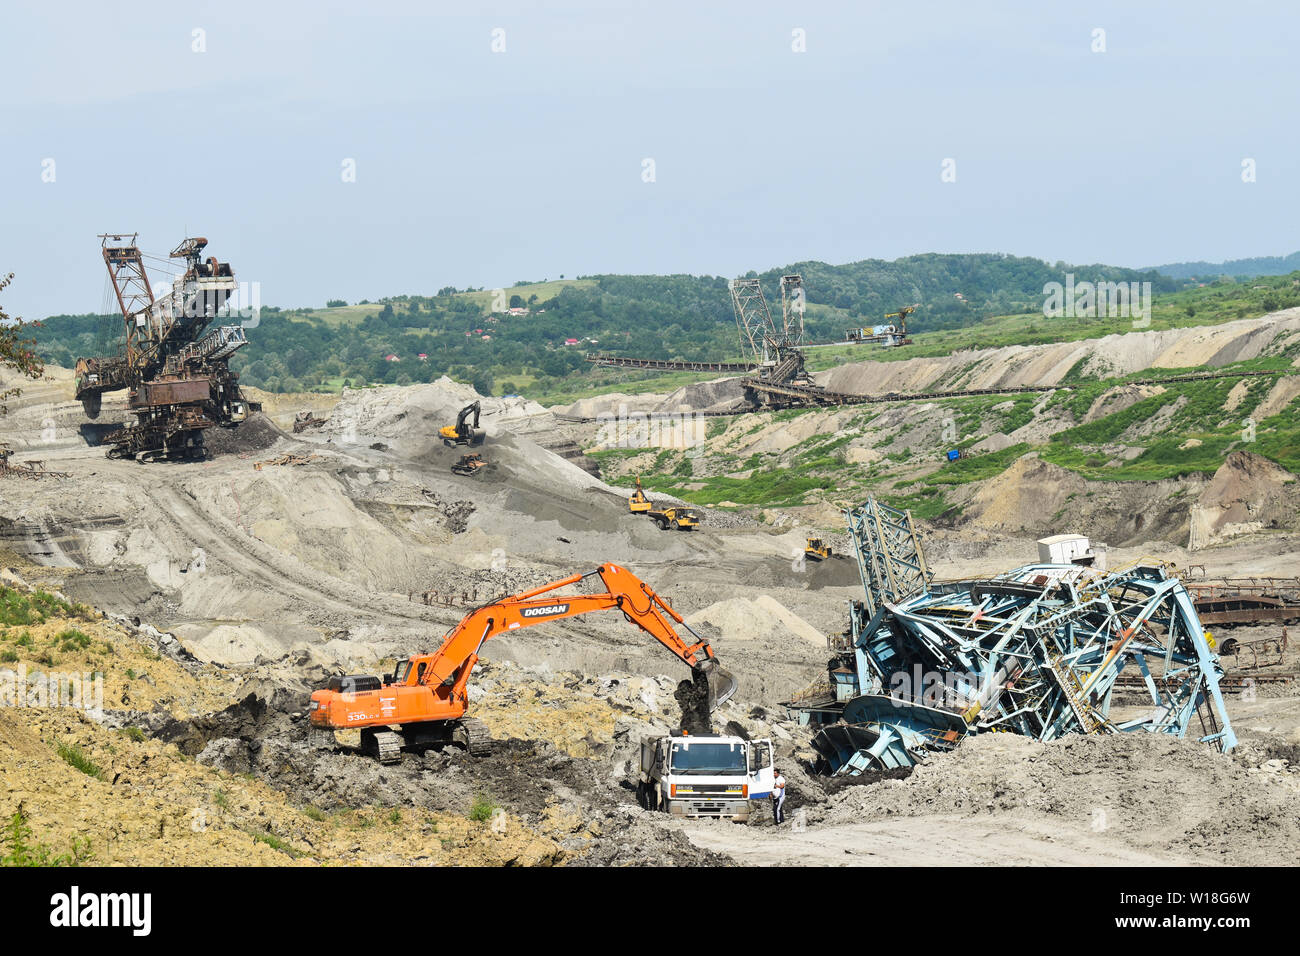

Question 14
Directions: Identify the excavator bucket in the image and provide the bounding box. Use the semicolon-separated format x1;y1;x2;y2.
696;659;738;708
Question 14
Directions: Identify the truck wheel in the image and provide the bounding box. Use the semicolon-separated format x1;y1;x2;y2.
670;519;680;530
635;781;648;809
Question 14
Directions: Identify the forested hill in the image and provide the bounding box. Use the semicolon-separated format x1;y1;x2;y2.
30;253;1176;398
1151;252;1300;279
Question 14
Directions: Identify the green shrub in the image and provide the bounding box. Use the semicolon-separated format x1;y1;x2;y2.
57;630;91;652
468;796;497;822
55;741;104;781
0;809;92;867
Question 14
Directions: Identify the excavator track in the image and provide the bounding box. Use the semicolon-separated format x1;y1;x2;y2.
361;727;403;764
453;718;493;756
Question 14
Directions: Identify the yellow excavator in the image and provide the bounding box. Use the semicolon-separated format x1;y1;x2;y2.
440;401;486;447
629;476;653;513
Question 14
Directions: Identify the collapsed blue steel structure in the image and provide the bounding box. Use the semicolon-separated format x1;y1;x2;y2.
803;498;1237;775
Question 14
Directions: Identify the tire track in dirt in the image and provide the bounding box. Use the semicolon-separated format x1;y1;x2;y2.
134;477;455;631
677;814;1200;866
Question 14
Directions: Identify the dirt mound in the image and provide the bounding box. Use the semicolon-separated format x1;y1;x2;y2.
819;310;1300;396
155;692;281;755
320;379;549;460
814;731;1299;864
557;392;666;419
1253;375;1300;419
950;452;1205;545
653;377;748;414
686;594;827;648
1189;451;1300;548
203;413;284;456
1082;384;1167;424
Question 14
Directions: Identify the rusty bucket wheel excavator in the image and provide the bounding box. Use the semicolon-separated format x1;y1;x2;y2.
74;233;258;461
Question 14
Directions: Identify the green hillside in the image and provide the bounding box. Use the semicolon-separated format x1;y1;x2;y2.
26;255;1300;404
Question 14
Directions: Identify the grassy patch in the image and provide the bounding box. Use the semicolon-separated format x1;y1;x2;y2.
898;443;1032;488
468;795;498;823
251;830;302;858
0;588;81;628
57;629;91;653
644;468;836;507
55;741;105;781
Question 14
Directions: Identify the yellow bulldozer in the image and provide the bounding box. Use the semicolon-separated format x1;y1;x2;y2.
804;538;832;561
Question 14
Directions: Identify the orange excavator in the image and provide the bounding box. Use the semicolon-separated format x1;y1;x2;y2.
309;562;737;763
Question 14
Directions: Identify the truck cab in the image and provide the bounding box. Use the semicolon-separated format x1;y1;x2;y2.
637;733;774;822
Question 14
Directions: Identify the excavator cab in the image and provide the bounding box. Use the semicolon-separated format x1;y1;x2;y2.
629;476;652;513
440;401;486;447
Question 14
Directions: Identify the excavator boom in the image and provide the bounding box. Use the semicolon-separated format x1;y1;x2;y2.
309;563;737;759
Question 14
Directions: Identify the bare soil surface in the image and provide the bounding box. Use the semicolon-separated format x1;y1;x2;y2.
2;362;1298;866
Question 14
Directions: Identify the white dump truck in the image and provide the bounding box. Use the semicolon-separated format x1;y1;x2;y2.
636;732;774;822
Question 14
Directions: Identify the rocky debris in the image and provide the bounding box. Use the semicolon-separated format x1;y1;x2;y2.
186;708;733;865
105;612;200;667
418;487;476;534
674;671;713;735
0;702;569;867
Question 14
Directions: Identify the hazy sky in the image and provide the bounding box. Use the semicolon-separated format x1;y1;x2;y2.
3;0;1298;319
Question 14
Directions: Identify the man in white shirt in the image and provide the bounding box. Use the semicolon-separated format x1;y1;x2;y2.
771;769;787;825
